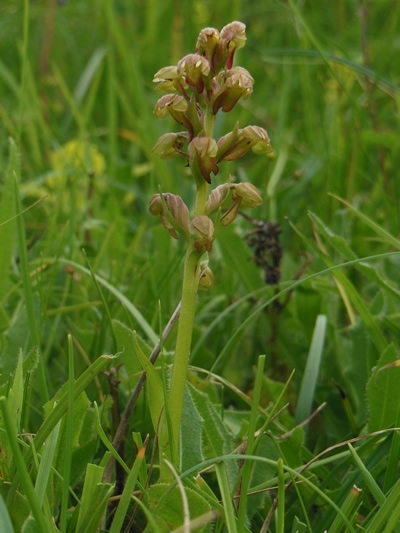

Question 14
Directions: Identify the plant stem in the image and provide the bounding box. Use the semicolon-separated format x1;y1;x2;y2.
167;244;201;466
159;108;214;478
194;177;209;216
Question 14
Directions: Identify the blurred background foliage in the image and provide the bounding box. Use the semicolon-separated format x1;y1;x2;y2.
0;0;399;448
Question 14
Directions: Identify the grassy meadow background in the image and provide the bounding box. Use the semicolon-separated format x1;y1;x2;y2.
0;0;400;531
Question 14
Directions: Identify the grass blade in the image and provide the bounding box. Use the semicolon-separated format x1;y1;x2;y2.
110;441;147;533
366;479;400;533
215;461;237;533
237;354;266;529
59;258;158;345
328;485;362;533
348;443;385;506
331;194;400;250
0;397;55;532
295;314;327;424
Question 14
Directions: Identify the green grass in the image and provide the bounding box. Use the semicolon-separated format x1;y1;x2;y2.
0;0;399;531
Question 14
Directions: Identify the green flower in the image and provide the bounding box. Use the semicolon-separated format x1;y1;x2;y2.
153;94;193;134
149;193;190;239
217;125;272;162
232;182;263;207
212;67;254;114
216;21;247;70
153;65;187;95
177;54;211;94
195;27;221;72
152;132;189;160
188;136;219;183
189;215;215;252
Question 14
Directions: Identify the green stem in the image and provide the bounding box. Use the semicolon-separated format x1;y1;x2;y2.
166;245;201;466
194;106;214;215
194;176;209;216
203;108;215;137
158;108;215;479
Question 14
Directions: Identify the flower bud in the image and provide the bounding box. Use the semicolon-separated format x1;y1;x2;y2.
199;266;214;290
152;132;188;159
149;194;163;216
188;136;219;183
149;193;190;239
212;67;254;114
189;215;215;252
232;182;263;207
177;54;211;94
205;183;231;214
164;193;190;235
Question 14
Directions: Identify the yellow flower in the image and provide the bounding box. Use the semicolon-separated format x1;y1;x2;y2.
50;139;106;176
45;140;106;211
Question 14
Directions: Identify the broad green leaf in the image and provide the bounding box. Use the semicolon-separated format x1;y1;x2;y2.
366;343;400;432
22;516;42;533
291;516;308;533
187;382;236;488
181;386;204;472
277;426;304;469
70;437;98;489
112;319;148;381
149;483;212;532
0;494;13;533
22;346;39;377
0;484;30;531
